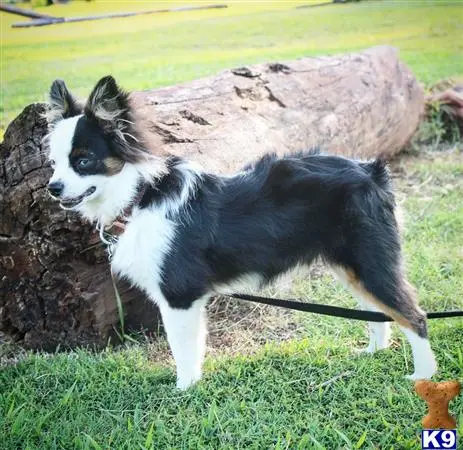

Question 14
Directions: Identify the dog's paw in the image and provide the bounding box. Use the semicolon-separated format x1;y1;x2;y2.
176;374;201;390
406;373;430;381
176;379;195;390
355;346;375;356
355;341;389;355
406;357;438;381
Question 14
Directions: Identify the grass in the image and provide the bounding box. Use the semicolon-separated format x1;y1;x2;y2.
1;1;463;448
1;151;462;449
1;0;463;135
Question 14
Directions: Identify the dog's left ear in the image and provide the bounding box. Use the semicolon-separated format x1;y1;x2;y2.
84;75;150;163
84;75;131;133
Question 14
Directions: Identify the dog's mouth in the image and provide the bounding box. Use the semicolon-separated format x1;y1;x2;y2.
60;186;96;209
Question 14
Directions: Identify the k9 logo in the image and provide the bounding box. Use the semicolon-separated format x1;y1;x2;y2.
421;430;457;450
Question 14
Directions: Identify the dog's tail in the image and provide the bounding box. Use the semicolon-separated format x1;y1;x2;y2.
364;159;392;192
358;158;397;215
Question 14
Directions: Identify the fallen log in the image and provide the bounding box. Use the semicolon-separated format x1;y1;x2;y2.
11;4;228;28
0;3;54;19
0;46;425;350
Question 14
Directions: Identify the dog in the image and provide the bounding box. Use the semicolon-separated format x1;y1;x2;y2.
45;75;437;389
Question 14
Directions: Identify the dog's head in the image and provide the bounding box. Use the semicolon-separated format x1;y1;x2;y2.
46;76;158;212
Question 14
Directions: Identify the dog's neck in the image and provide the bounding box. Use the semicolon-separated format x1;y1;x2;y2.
77;157;202;228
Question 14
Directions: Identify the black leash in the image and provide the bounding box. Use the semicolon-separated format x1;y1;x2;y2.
229;293;463;322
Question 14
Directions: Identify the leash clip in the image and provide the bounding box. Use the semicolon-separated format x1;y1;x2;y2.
96;222;118;259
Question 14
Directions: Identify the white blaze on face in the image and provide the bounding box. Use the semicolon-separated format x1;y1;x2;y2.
48;115;81;165
48;115;103;203
48;115;84;198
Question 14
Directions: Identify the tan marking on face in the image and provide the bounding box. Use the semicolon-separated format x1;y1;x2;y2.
104;156;124;175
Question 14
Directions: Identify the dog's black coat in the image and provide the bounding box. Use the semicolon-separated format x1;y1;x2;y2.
137;150;424;335
139;157;185;209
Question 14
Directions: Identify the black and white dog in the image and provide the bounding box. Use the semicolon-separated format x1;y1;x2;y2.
45;76;437;389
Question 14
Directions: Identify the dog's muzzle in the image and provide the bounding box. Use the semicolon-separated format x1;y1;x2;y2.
59;186;96;209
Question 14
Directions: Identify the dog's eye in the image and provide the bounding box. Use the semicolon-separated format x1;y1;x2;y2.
78;158;91;168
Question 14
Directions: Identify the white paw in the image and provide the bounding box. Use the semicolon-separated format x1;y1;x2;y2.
176;378;196;390
406;357;438;381
356;345;376;355
355;341;389;355
176;373;202;390
406;372;430;381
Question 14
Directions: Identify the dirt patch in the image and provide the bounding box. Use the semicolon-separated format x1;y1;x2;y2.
147;289;307;366
207;294;303;357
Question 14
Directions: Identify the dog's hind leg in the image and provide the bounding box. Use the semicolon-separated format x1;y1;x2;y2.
332;265;437;380
159;297;208;390
394;279;438;381
359;303;391;354
332;267;391;353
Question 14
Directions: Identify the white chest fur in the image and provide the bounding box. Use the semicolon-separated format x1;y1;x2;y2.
110;208;176;305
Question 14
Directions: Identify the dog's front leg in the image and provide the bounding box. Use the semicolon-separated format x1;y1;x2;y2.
159;297;209;390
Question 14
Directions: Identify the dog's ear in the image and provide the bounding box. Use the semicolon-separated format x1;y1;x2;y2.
47;79;82;125
84;76;149;163
84;75;131;133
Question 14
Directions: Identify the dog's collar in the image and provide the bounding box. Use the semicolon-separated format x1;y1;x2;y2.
98;183;147;244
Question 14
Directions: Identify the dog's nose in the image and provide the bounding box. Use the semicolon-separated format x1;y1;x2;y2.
48;181;64;197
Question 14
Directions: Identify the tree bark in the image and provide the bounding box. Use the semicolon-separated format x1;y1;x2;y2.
0;46;424;350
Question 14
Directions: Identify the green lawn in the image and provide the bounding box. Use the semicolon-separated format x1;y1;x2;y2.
1;0;462;136
1;1;463;448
